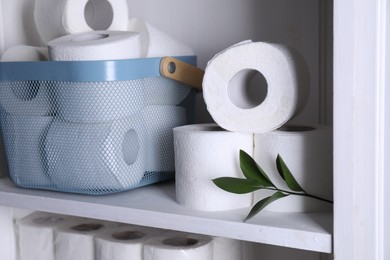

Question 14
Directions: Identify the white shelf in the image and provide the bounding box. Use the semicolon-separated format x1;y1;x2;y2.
0;177;332;253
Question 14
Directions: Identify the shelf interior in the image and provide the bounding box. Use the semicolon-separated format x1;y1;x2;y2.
0;177;333;253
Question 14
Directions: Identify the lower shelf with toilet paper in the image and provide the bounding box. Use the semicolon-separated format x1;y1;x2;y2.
0;56;201;195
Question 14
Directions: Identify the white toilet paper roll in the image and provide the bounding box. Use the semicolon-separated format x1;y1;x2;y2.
0;48;53;116
143;231;213;260
127;17;194;58
254;125;333;212
174;124;253;211
144;106;187;173
0;206;16;260
213;237;243;260
1;115;53;186
48;30;141;61
53;78;145;123
1;45;49;61
17;212;76;260
45;114;146;192
203;41;310;133
55;218;114;260
95;224;163;260
34;0;129;44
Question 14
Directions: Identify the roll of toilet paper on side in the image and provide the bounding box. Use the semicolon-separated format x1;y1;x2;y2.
174;124;253;211
34;0;129;44
143;231;213;260
202;41;310;133
17;212;76;260
0;48;53;116
95;224;163;260
144;106;187;173
127;17;194;58
55;218;114;260
48;30;141;61
1;115;53;187
53;78;145;123
213;237;243;260
254;125;333;212
1;45;49;61
45;115;146;193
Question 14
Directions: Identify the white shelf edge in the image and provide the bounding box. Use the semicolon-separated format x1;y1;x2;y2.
0;177;333;253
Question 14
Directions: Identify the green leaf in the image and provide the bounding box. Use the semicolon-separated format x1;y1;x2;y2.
240;150;275;187
212;177;261;194
244;192;288;221
276;155;305;192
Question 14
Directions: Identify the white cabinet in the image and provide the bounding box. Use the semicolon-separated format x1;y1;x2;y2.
0;0;388;259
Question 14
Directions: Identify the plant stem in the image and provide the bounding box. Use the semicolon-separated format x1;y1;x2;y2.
265;187;333;204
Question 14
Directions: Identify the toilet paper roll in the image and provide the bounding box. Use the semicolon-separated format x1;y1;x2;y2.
48;30;141;61
17;212;76;260
45;114;146;192
1;45;49;61
0;51;53;115
202;41;310;133
144;106;187;173
34;0;129;44
254;125;333;212
0;206;16;260
127;17;194;58
174;124;253;211
53;78;145;123
1;115;53;187
143;231;213;260
213;237;243;260
55;218;113;260
95;224;163;260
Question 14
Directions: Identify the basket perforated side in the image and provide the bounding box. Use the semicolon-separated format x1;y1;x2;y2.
0;76;195;195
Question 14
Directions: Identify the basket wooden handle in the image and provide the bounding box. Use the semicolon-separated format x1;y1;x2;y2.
160;57;204;92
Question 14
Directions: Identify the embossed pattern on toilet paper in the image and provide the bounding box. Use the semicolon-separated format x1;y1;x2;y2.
174;124;253;211
254;125;333;212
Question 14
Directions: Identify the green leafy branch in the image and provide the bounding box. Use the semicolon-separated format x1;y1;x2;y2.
212;150;333;221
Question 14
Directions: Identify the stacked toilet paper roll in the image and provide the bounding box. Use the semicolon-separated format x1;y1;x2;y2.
174;124;253;211
95;224;163;260
44;114;146;192
202;40;310;133
127;17;194;58
48;30;141;61
1;45;49;61
1;115;53;187
143;231;213;260
55;218;114;260
17;212;76;260
34;0;129;44
254;125;333;212
144;106;187;173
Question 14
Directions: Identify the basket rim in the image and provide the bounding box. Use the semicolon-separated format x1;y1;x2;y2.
0;56;196;82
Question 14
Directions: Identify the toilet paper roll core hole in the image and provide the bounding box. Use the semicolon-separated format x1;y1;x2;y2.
85;0;114;30
228;69;268;109
71;223;103;232
163;237;199;247
11;82;40;101
122;129;140;165
112;230;145;240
